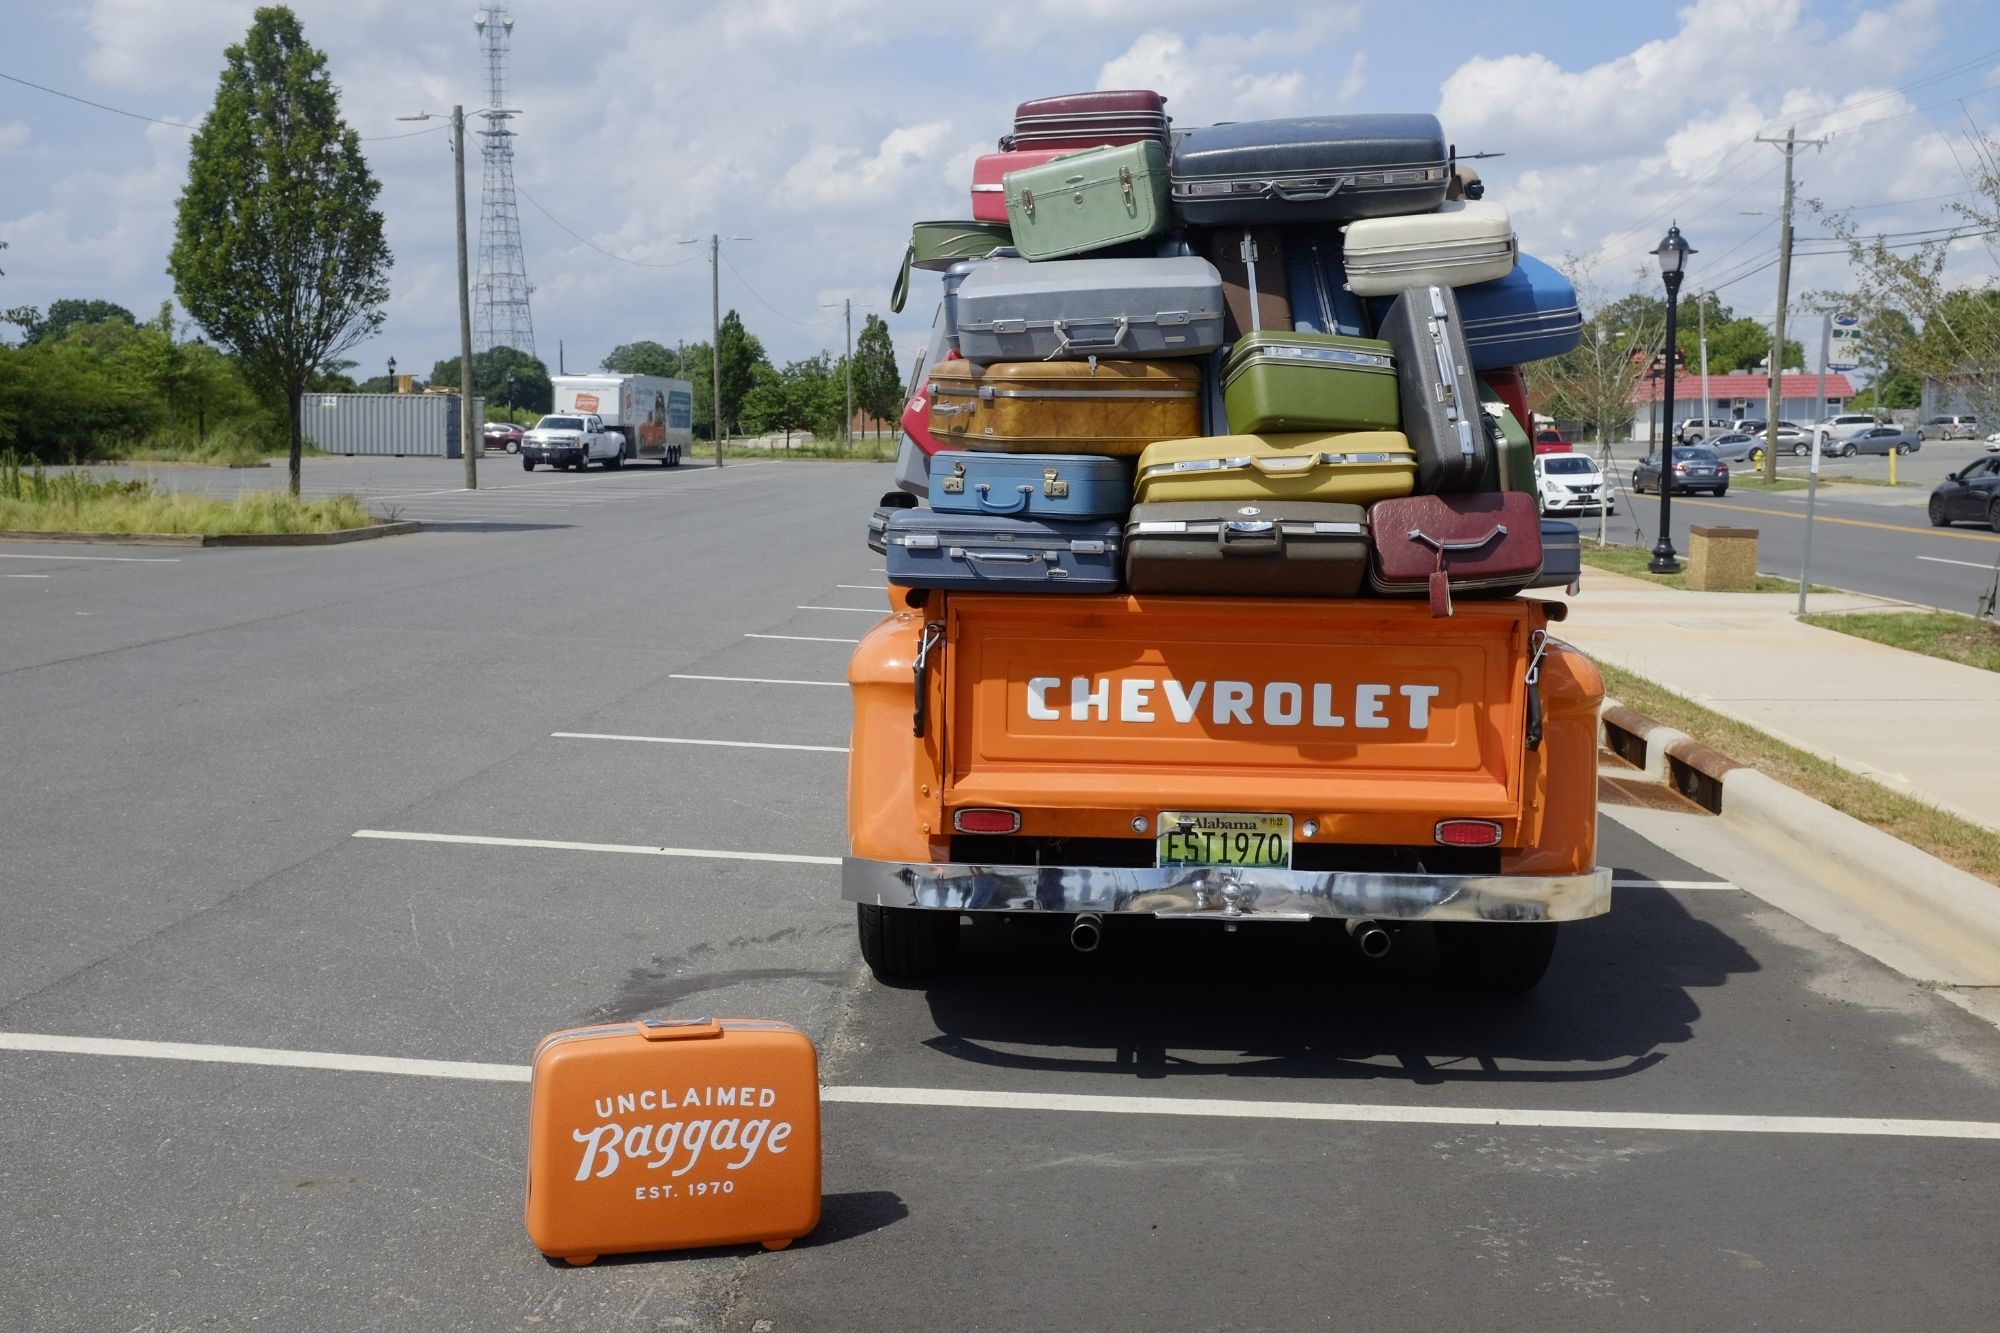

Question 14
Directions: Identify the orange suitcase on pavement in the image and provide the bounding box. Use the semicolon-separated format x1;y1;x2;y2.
525;1017;821;1264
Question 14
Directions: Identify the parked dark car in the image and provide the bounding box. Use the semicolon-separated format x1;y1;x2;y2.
1832;425;1919;457
1633;446;1730;496
1929;456;2000;531
482;421;524;452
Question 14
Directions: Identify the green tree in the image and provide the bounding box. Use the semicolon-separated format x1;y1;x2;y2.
168;6;391;496
677;342;715;438
852;313;903;438
1524;260;1655;445
602;340;679;378
18;298;139;346
430;346;552;416
714;309;768;438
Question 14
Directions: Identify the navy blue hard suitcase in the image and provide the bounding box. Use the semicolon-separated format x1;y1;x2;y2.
883;511;1122;592
1169;115;1449;226
1530;518;1582;591
930;451;1132;520
1285;233;1371;337
1439;253;1582;372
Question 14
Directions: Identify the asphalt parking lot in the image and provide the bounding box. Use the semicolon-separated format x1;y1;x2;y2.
5;457;2000;1331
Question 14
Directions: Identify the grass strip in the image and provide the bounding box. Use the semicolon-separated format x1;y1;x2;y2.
1581;541;1804;593
719;438;900;462
1;455;373;535
1800;610;2000;674
1599;662;2000;885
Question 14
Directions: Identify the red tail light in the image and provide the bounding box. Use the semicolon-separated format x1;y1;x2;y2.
953;808;1021;834
1673;463;1689;473
1435;819;1502;847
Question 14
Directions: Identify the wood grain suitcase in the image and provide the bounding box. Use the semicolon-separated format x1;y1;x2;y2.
1375;284;1487;494
1004;140;1172;260
971;149;1070;222
1169;115;1449;226
1220;331;1400;435
1367;492;1543;615
953;254;1224;363
883;510;1122;592
891;220;1015;313
927;359;1201;456
525;1017;821;1264
1003;89;1170;151
1204;226;1289;340
1134;431;1416;505
1453;253;1584;371
1125;500;1369;596
931;450;1133;519
1285;233;1370;337
1341;200;1519;296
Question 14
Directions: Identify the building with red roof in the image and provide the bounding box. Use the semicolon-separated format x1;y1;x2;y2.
1629;370;1853;436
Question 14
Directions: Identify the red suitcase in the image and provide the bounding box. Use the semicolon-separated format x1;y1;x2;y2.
1368;492;1543;615
1002;89;1170;151
971;148;1071;223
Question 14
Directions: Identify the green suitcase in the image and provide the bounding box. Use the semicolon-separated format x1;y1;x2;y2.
890;220;1015;312
1004;141;1171;260
1221;331;1400;435
1476;378;1535;496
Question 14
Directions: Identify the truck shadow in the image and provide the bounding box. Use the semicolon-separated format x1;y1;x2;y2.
916;882;1754;1086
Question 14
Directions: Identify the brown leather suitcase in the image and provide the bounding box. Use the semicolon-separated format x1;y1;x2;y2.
525;1017;821;1264
927;358;1201;456
1125;500;1368;596
1367;492;1543;615
1204;226;1289;340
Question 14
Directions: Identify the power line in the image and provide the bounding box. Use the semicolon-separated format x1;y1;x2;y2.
0;69;190;129
719;249;837;329
515;186;709;269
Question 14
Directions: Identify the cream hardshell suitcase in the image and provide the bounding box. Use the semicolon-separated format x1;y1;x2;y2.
1340;200;1518;297
1133;431;1417;505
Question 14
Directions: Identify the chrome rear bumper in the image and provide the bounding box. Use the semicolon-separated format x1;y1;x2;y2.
843;858;1612;923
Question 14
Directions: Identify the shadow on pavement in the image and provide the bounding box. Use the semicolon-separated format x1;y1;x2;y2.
413;521;572;533
538;1192;907;1268
916;884;1754;1087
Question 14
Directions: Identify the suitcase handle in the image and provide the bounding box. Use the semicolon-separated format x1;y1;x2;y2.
953;548;1059;581
1271;178;1343;203
1247;454;1317;474
1050;317;1129;355
1409;523;1507;554
1219;520;1282;553
890;241;913;314
973;483;1033;514
637;1017;722;1041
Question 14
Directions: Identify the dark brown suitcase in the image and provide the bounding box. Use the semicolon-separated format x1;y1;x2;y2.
1203;227;1289;341
1367;492;1543;615
1125;500;1368;596
1375;284;1488;494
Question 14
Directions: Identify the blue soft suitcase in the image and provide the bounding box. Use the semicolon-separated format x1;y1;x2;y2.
883;511;1121;592
930;451;1132;520
1285;233;1370;337
1446;253;1583;371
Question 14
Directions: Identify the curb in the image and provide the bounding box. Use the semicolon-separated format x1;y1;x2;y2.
0;522;421;548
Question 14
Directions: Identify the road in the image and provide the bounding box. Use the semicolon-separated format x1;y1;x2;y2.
1578;438;2000;611
4;458;1999;1331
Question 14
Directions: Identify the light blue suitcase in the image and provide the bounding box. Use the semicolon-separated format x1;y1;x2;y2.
929;451;1133;520
883;511;1122;592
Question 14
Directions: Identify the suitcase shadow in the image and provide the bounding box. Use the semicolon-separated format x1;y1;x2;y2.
914;883;1755;1087
540;1191;909;1267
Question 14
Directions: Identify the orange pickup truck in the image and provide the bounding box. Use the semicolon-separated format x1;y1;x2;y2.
844;587;1608;993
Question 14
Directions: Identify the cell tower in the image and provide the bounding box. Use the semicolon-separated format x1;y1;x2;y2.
471;8;536;359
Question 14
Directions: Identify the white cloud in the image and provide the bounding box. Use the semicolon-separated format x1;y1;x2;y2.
776;122;958;212
1096;10;1361;126
0;122;30;152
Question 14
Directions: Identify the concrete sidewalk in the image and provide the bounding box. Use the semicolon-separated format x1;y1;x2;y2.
1555;569;2000;834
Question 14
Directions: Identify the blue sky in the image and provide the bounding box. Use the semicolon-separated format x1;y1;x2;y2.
2;0;1996;379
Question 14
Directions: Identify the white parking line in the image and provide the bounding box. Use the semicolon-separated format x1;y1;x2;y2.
1611;878;1737;891
837;585;889;591
351;829;841;865
670;673;845;687
553;732;848;754
744;633;861;644
797;606;888;614
0;552;181;563
6;573;51;579
1917;555;1999;570
7;1031;2000;1142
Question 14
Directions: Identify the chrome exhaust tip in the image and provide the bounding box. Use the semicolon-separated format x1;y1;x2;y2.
1346;918;1392;959
1070;912;1104;954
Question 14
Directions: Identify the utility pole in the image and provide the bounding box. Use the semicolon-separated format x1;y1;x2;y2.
711;233;722;467
1698;295;1710;435
842;297;853;447
1754;126;1828;482
454;106;477;489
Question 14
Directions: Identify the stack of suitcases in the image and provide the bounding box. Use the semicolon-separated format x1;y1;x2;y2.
877;92;1585;609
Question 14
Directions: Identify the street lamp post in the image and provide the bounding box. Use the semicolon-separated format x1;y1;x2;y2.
1649;223;1695;575
387;355;397;390
505;370;514;421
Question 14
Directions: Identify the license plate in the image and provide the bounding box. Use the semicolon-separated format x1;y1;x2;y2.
1156;812;1292;870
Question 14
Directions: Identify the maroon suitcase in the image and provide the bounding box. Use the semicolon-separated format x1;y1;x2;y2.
1002;89;1170;151
971;148;1072;223
1204;227;1290;341
1367;492;1543;615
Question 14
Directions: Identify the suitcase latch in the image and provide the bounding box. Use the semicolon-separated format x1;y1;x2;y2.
1020;187;1035;216
1119;165;1134;206
941;460;966;494
1042;468;1069;500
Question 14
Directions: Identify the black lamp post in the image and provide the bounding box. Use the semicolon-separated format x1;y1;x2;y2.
1649;223;1695;574
505;370;514;420
386;355;397;392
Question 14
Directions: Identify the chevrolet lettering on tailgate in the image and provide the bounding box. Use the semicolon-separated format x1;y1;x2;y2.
1023;675;1441;731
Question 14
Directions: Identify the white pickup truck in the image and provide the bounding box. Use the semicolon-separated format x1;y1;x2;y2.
521;413;624;471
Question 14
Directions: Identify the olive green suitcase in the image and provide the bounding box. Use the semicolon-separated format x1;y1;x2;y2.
890;220;1015;312
1477;378;1535;496
1133;431;1417;504
1004;141;1171;261
1221;332;1400;435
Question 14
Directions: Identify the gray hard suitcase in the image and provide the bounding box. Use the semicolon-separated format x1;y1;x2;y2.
1169;115;1450;226
883;510;1122;592
953;255;1225;363
1531;518;1581;591
931;451;1133;519
867;491;920;554
1124;501;1369;597
1376;284;1488;494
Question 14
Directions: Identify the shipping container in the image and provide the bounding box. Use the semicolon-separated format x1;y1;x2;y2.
297;393;486;458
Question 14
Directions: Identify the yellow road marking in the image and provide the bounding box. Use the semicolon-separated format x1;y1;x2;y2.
1672;497;2000;543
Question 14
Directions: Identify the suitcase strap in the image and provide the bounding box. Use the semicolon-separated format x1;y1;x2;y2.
913;620;944;738
1524;629;1549;750
1407;521;1508;618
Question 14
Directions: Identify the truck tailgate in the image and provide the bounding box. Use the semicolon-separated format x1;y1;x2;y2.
940;593;1537;837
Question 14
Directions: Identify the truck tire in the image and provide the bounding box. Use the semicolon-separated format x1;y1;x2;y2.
1434;922;1558;995
606;448;622;470
521;458;535;471
856;904;959;984
663;446;678;467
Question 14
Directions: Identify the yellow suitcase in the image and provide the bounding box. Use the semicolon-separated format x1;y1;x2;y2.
927;358;1201;456
1133;431;1417;504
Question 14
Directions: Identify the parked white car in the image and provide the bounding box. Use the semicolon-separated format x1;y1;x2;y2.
1534;452;1615;516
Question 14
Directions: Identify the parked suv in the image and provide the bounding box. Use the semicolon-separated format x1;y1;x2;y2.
1920;414;1980;441
1676;417;1735;444
1814;412;1884;449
